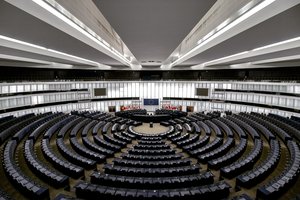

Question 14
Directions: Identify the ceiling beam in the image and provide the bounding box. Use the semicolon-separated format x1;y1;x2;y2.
161;0;300;69
191;36;300;68
5;0;141;69
253;54;300;65
0;35;111;69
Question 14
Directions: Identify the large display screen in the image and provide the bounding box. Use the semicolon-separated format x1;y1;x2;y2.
196;88;209;96
94;88;107;96
144;98;159;105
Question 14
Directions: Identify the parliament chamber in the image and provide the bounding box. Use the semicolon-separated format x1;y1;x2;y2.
1;0;300;199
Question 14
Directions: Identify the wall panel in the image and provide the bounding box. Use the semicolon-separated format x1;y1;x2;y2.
0;81;300;117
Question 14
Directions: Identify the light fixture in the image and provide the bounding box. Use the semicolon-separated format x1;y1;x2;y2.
252;36;300;51
168;0;276;68
0;35;46;50
0;34;111;69
202;51;249;67
192;35;300;69
31;0;132;66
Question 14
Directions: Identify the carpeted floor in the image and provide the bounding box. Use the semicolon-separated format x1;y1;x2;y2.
133;123;169;135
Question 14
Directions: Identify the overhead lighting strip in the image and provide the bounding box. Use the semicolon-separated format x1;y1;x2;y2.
203;51;250;66
0;34;111;69
252;36;300;51
31;0;132;66
191;36;300;69
167;0;276;68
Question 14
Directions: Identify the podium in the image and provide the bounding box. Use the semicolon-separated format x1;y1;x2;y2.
150;122;153;128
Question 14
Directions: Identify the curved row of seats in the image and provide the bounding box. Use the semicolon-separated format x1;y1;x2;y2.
257;140;300;199
112;157;192;168
90;171;214;189
83;127;231;200
249;113;292;142
236;139;280;188
3;113;58;199
0;114;33;144
41;115;85;178
0;110;300;200
268;113;300;141
75;180;230;200
24;139;69;187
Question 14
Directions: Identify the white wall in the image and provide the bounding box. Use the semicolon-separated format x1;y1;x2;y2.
0;81;299;117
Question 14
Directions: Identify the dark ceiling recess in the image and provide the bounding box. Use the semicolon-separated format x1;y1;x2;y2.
0;66;299;82
141;71;162;80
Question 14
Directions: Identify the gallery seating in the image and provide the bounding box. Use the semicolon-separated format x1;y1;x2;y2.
191;122;201;134
82;136;114;156
102;122;112;134
197;121;211;135
112;158;192;168
81;120;98;137
41;114;75;140
182;135;210;151
133;143;170;150
227;115;260;140
198;137;234;163
183;123;193;133
103;134;127;146
56;137;96;169
236;139;280;188
267;114;300;141
90;171;214;189
113;132;132;143
127;148;176;156
238;114;275;141
208;138;247;169
24;140;69;187
2;113;57;199
171;132;190;143
220;139;263;178
92;121;106;135
93;134;121;151
104;164;200;177
70;137;106;162
0;113;40;144
1;110;300;200
177;134;200;147
212;118;234;138
205;120;223;137
0;189;13;200
57;117;82;138
189;137;223;156
121;153;183;161
41;138;84;178
3;140;50;199
219;117;247;139
249;113;292;142
256;140;300;199
231;194;253;200
75;181;230;200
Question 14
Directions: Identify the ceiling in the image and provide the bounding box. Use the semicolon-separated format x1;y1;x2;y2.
183;4;300;65
94;0;217;64
0;0;125;67
0;0;300;70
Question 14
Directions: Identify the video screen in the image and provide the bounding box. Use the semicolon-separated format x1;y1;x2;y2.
94;88;107;96
196;88;209;96
144;99;159;105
